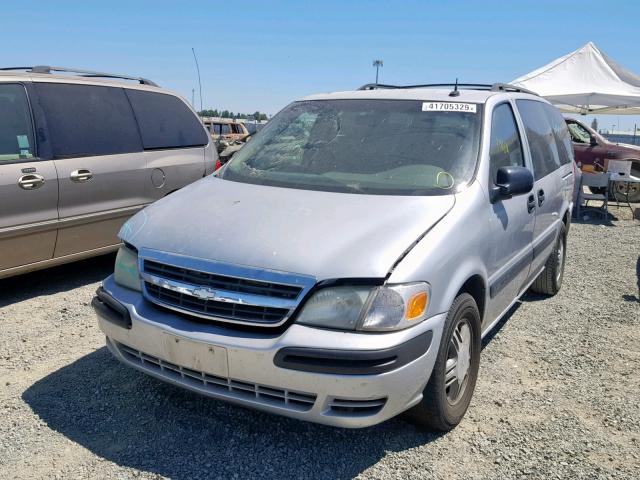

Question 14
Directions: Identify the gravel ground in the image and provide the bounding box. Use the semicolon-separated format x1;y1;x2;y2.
0;208;638;480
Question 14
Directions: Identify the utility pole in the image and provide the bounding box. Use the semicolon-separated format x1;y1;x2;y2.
373;59;383;84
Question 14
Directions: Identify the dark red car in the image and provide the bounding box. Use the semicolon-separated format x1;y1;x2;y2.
566;118;640;202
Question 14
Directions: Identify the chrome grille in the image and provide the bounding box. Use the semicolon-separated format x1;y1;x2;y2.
114;341;317;411
144;260;303;299
139;249;315;327
145;282;288;323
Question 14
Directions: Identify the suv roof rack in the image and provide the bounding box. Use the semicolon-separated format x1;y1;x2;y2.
357;82;538;96
0;66;159;87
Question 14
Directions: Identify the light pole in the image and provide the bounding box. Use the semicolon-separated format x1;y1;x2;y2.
373;59;383;84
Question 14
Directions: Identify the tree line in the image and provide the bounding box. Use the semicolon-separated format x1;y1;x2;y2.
198;109;268;121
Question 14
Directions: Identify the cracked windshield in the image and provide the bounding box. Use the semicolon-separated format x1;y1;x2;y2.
223;99;482;195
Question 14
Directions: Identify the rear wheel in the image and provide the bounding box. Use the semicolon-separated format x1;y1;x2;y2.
530;223;566;296
405;293;481;431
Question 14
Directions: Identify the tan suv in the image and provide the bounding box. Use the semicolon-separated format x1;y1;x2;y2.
0;66;215;279
201;117;250;144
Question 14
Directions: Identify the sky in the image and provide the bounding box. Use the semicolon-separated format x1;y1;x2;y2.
3;0;640;130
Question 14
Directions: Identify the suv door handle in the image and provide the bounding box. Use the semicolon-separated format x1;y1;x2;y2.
70;169;93;183
527;194;536;213
537;189;545;206
18;174;46;190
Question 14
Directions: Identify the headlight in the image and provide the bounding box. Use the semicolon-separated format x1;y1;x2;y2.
114;244;142;292
296;282;430;332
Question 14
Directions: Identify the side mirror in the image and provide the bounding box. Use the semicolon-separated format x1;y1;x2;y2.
590;135;598;147
490;166;534;203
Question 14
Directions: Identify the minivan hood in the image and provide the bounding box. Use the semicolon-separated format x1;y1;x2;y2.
120;177;455;280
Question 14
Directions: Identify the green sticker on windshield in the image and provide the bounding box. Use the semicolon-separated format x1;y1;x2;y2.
17;135;30;149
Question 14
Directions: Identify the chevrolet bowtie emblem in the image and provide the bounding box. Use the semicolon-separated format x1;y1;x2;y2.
190;287;217;300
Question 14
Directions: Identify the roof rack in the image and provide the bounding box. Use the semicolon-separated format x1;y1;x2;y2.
357;82;538;96
0;66;159;87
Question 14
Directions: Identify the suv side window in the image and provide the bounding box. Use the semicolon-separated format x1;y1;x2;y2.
221;124;231;135
542;104;573;165
516;100;562;179
34;83;142;158
489;103;525;183
0;84;36;162
125;90;209;149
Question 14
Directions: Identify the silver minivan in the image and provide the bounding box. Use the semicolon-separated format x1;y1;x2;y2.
0;66;215;279
94;83;574;430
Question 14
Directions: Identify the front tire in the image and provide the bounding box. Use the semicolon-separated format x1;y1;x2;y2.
530;223;566;296
405;293;481;431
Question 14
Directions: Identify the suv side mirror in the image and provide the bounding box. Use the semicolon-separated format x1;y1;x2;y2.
590;135;598;147
490;166;534;203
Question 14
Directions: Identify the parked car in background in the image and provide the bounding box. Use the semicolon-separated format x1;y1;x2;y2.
0;66;215;280
201;117;250;145
566;117;640;202
217;138;249;169
95;82;573;431
202;119;263;169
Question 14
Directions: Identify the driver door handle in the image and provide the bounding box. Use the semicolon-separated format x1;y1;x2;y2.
527;194;536;213
537;189;545;206
70;168;93;183
18;174;46;190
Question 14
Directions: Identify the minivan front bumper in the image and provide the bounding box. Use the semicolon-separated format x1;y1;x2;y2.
95;275;445;428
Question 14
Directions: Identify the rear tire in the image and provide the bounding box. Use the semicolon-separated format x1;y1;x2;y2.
405;293;481;431
530;223;566;296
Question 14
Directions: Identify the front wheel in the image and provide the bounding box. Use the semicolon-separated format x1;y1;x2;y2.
405;293;481;431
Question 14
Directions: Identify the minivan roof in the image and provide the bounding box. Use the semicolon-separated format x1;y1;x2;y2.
301;87;540;104
0;67;166;94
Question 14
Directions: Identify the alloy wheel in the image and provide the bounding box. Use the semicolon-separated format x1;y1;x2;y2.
444;319;472;405
556;238;565;283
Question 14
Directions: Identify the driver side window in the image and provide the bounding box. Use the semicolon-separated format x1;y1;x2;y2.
567;122;590;144
489;103;524;183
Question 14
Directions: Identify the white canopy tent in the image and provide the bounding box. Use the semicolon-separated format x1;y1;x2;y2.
512;42;640;114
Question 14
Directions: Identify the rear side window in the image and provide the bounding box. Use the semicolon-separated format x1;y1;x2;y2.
542;103;573;165
516;100;562;179
125;90;208;149
221;124;231;134
489;103;525;183
35;83;142;158
0;84;35;162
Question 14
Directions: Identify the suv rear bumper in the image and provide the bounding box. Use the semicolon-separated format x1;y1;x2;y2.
95;275;445;428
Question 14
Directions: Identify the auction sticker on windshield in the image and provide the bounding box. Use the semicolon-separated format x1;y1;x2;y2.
422;102;477;113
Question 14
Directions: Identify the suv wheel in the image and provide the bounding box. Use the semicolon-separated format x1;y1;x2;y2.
530;223;566;296
405;293;481;431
